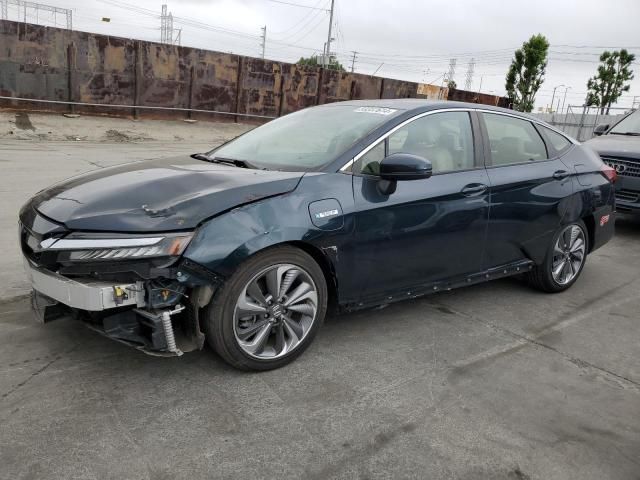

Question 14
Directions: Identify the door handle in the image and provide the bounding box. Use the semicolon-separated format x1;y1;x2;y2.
553;170;571;180
461;183;488;196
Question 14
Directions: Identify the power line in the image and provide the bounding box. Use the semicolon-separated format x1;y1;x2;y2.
267;0;330;11
269;0;326;36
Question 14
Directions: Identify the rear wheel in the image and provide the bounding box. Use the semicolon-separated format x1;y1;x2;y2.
204;246;327;370
528;221;588;293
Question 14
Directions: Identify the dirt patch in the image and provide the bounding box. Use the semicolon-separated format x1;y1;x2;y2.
15;113;35;131
103;129;153;142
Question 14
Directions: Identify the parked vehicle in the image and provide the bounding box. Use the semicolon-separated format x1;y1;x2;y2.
586;109;640;214
20;100;616;370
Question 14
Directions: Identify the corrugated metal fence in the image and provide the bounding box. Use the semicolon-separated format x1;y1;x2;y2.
0;20;507;121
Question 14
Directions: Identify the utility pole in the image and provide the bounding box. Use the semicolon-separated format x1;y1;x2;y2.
260;25;266;59
323;0;335;68
350;51;357;73
1;0;8;20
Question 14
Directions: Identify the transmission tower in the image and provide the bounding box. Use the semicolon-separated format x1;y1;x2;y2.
445;58;457;85
464;58;475;90
160;4;175;44
3;0;72;28
259;25;266;59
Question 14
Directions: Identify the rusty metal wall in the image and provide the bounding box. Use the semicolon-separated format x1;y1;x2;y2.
446;87;509;108
0;19;424;120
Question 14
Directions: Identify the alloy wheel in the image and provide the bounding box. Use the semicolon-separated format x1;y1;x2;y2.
551;225;586;286
233;263;318;359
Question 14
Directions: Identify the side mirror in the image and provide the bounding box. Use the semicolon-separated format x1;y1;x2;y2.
593;124;609;136
377;153;432;195
379;153;432;181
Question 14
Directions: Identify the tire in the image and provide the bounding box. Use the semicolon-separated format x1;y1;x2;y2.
203;246;328;371
528;220;589;293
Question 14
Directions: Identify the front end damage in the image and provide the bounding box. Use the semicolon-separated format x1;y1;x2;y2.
20;211;221;357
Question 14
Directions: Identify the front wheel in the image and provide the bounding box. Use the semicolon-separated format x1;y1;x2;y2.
528;221;588;293
203;246;327;370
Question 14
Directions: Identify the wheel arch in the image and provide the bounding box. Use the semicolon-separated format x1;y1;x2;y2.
226;240;339;314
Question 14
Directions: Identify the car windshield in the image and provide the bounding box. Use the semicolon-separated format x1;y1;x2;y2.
208;105;402;170
609;110;640;135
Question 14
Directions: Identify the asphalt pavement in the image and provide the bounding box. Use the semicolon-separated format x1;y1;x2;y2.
1;122;639;479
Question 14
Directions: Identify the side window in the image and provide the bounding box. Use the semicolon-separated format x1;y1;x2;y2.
540;126;572;155
388;112;475;173
484;113;548;166
352;141;385;175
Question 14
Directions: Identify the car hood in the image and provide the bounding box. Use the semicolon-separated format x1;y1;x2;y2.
26;156;305;232
584;134;640;160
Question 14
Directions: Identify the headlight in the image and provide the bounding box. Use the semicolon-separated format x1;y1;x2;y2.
40;232;193;262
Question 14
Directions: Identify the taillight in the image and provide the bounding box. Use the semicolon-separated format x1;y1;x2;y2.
601;164;618;183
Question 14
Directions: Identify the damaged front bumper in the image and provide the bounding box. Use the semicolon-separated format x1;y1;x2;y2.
23;256;213;357
25;257;145;311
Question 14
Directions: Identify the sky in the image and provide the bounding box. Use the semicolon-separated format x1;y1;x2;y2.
9;0;640;111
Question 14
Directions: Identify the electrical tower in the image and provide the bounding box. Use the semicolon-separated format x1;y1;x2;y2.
2;0;72;28
160;4;175;44
259;25;266;59
445;58;457;86
464;58;475;90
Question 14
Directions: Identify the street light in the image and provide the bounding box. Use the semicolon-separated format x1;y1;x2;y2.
550;84;565;113
561;86;572;115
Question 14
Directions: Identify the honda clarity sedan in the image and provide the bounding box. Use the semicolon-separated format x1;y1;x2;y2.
19;100;616;370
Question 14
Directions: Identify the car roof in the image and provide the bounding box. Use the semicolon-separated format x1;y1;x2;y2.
322;98;540;122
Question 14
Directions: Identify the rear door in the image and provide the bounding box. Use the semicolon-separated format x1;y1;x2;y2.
480;112;574;269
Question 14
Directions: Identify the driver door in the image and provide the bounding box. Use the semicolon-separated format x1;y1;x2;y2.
349;111;491;303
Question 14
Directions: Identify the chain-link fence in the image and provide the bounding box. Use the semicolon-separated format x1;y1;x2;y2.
532;106;633;141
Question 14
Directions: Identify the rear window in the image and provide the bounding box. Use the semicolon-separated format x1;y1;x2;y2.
540;126;572;155
483;113;548;166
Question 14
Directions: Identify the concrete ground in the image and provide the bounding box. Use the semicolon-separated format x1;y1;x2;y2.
1;111;251;299
1;113;639;480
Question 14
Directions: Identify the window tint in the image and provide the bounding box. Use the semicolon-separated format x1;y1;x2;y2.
484;113;548;166
541;126;572;154
388;112;475;173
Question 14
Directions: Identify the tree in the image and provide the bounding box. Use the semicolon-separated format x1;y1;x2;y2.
586;50;635;114
446;80;457;90
505;34;550;112
297;55;345;71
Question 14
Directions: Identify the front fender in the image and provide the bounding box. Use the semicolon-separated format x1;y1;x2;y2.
181;173;354;285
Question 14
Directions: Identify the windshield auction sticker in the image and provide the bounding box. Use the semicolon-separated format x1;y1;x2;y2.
354;107;397;115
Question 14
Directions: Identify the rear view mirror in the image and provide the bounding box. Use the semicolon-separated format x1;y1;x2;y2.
593;124;609;136
379;153;432;181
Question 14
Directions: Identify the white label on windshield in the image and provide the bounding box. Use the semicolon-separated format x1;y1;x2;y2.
354;107;397;115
